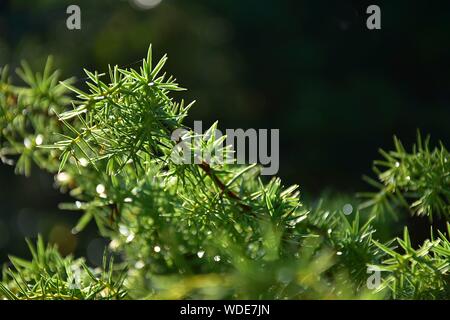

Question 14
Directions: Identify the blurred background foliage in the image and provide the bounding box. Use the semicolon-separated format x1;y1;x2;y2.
0;0;449;265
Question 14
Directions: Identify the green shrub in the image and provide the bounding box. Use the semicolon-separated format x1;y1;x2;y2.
0;46;449;299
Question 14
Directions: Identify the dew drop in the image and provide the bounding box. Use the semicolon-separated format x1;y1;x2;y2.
35;134;44;146
119;225;130;236
56;172;71;183
126;233;135;243
343;204;353;215
79;158;89;167
96;184;106;194
109;239;120;250
24;138;32;149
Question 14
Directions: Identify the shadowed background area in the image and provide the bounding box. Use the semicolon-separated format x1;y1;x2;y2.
0;0;449;264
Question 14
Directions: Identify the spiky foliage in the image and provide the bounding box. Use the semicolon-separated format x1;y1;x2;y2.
372;225;450;299
0;45;449;300
0;58;72;175
0;236;126;300
298;199;382;287
359;134;449;220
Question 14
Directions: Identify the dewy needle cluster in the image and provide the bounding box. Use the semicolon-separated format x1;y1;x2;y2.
0;45;449;300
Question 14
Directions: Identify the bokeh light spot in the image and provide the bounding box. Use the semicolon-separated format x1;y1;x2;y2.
343;203;353;215
129;0;162;10
49;224;77;256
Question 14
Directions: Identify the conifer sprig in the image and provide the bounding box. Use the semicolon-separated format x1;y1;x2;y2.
372;224;450;299
359;133;449;221
0;236;127;300
1;45;449;300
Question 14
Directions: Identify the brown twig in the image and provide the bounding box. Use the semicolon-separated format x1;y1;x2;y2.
198;161;252;212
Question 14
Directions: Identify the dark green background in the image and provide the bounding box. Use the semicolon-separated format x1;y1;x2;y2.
0;0;449;264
